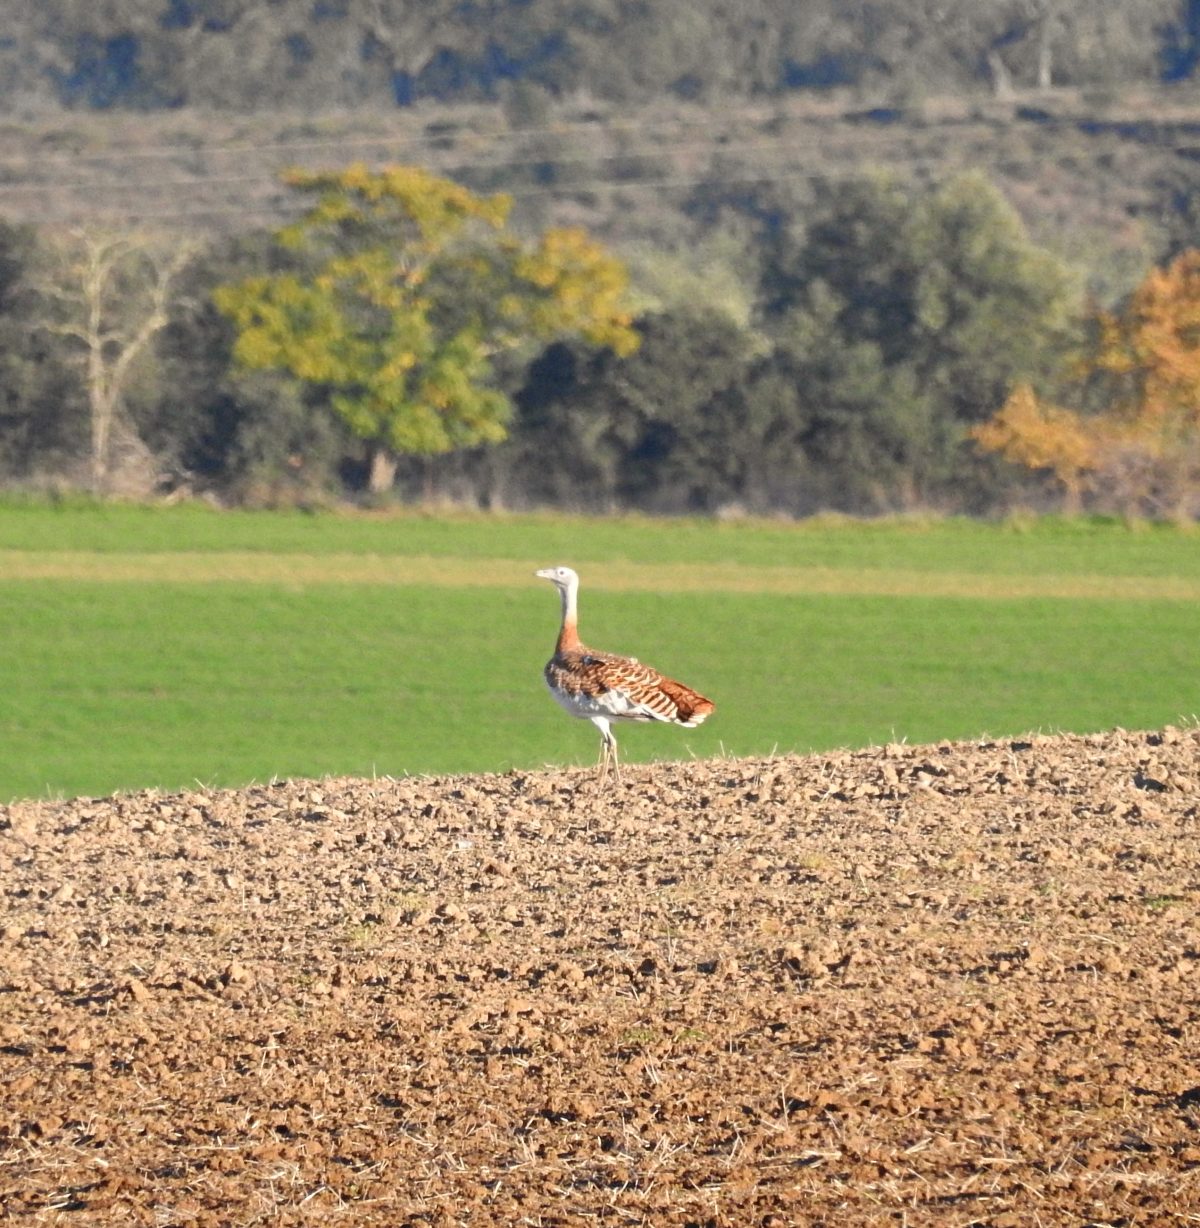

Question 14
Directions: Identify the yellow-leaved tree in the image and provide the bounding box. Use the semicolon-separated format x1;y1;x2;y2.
973;249;1200;518
214;165;638;492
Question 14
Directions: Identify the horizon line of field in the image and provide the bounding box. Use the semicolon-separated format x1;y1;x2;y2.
1;550;1196;600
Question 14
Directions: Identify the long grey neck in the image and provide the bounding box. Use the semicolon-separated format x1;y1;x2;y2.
556;579;580;651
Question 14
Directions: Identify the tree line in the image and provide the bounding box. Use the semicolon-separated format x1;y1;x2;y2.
1;162;1197;519
2;1;1196;115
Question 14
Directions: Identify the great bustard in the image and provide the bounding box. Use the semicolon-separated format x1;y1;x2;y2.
535;565;714;783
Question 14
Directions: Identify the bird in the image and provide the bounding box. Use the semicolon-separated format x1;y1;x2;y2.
535;565;714;784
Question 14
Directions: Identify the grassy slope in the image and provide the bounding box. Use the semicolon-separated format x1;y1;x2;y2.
1;505;1197;800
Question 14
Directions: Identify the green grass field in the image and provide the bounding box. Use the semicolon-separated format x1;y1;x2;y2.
1;502;1197;800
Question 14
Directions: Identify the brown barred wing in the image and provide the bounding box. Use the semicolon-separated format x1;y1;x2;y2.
589;656;715;727
545;652;613;701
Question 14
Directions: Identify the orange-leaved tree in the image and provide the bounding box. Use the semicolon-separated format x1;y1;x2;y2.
969;382;1099;512
973;249;1200;517
1091;248;1200;515
1093;248;1200;433
214;165;638;493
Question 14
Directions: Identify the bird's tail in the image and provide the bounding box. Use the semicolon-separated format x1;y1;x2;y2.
658;678;715;727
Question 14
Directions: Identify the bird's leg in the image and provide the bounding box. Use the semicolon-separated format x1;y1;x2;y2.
593;718;620;788
596;726;619;785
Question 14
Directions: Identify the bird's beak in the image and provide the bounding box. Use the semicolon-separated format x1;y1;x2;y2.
535;568;554;580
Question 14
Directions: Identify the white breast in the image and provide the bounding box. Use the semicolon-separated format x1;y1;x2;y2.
544;677;654;723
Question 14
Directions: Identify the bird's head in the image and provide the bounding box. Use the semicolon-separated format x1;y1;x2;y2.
535;565;579;591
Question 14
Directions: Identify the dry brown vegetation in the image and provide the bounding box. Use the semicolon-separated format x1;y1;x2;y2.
3;726;1200;1224
4;547;1200;600
0;89;1189;262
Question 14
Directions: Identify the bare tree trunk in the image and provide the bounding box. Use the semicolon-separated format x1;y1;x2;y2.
986;49;1014;99
82;242;115;494
89;388;118;494
367;444;398;493
43;231;193;496
1035;12;1053;89
1061;473;1083;516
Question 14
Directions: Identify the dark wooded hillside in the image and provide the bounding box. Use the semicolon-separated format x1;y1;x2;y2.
1;1;1194;113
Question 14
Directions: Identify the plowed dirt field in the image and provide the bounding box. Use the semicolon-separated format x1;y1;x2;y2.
3;728;1200;1226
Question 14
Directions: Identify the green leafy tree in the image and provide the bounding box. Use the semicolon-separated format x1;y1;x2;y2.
764;284;943;512
760;170;1079;508
509;308;757;512
766;171;1077;421
0;221;83;481
151;229;357;505
214;164;637;493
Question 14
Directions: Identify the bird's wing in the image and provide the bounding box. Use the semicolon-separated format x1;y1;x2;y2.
587;654;714;726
